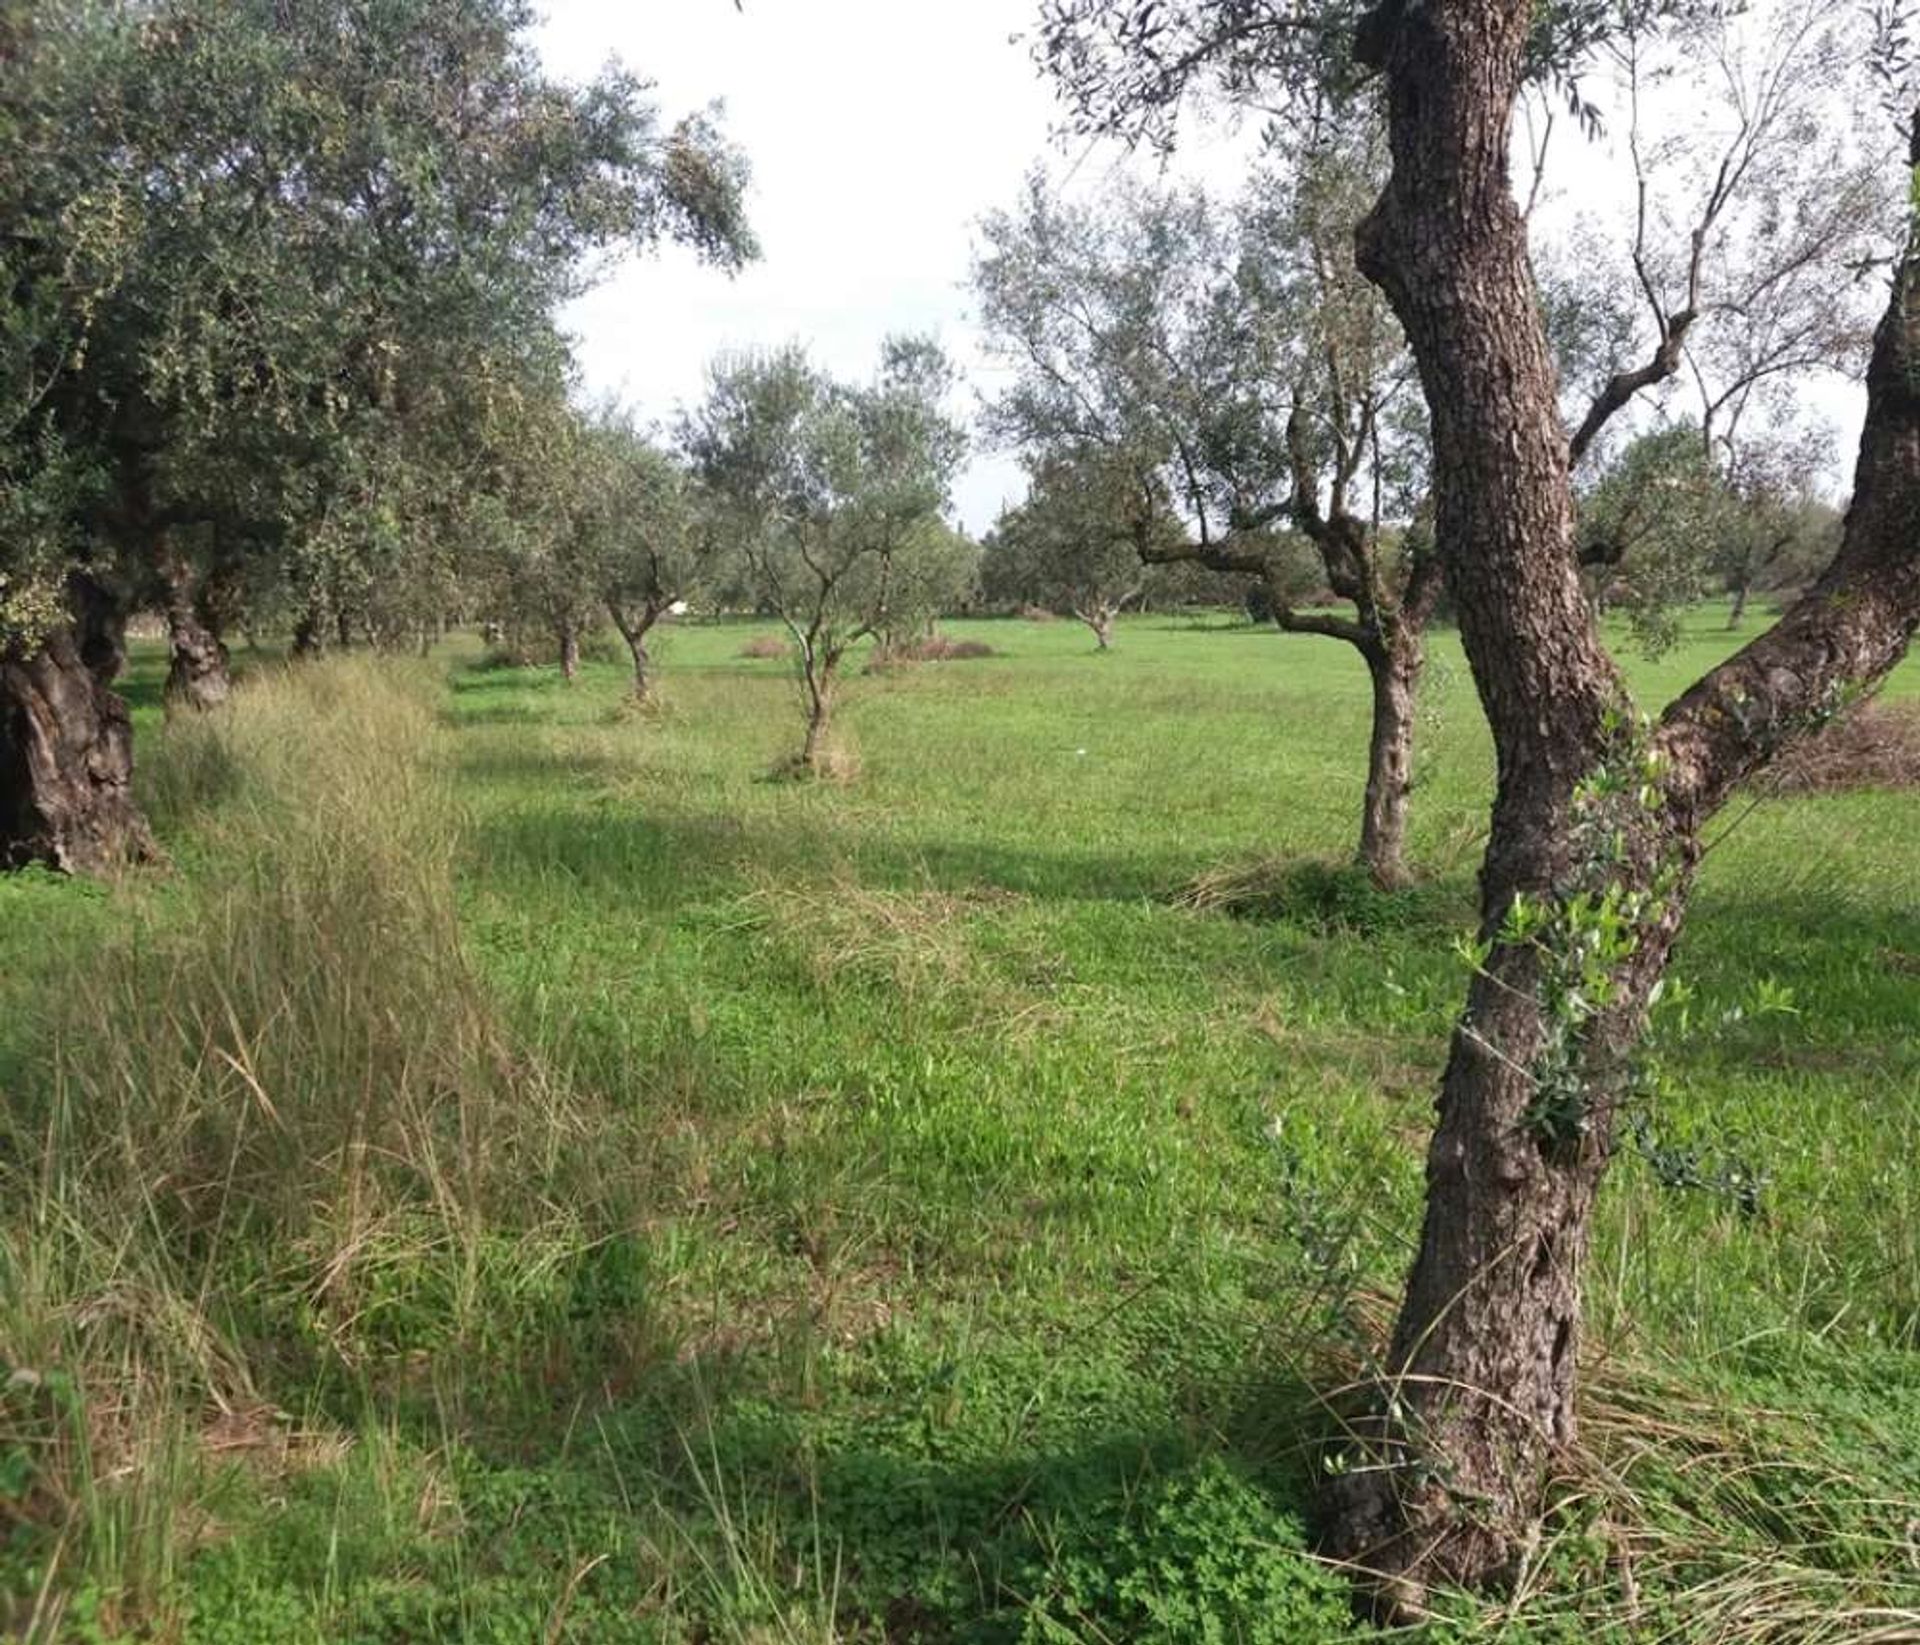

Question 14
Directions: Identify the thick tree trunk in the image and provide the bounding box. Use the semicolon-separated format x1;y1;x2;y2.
1725;578;1750;629
161;556;232;712
1;582;156;874
1083;606;1116;650
558;622;581;684
1357;639;1421;890
1321;11;1920;1611
1319;0;1644;1606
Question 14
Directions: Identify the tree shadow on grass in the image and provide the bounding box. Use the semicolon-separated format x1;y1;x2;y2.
425;1335;1358;1642
464;799;1222;911
454;744;637;787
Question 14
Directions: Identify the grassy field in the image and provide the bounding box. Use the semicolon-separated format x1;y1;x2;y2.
2;609;1916;1642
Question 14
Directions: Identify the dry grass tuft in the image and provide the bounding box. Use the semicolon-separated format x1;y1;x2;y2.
865;634;997;672
737;634;792;661
1762;698;1920;794
765;745;862;785
1177;854;1450;934
0;657;639;1634
732;867;977;998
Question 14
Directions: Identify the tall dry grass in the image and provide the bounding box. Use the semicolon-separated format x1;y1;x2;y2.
0;659;636;1637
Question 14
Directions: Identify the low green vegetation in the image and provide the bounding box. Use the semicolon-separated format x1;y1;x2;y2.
3;611;1916;1641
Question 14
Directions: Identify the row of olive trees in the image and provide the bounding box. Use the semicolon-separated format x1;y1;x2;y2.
0;0;753;872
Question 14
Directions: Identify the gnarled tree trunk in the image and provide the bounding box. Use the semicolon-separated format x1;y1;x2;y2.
626;635;653;700
1319;0;1920;1611
557;620;581;684
1354;561;1442;891
1;579;156;874
161;552;232;712
799;648;835;771
292;603;327;658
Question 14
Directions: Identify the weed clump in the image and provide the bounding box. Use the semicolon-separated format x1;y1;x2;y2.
764;744;862;784
864;634;996;672
1178;855;1454;934
737;634;792;660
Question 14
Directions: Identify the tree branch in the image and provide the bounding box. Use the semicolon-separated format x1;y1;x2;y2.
1657;138;1920;823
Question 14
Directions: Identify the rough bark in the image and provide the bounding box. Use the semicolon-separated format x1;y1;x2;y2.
161;553;233;712
1357;640;1420;890
1725;579;1749;630
558;621;581;684
1;581;157;874
1319;0;1920;1608
1355;554;1443;890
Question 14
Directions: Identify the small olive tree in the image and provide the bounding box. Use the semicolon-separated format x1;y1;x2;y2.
684;339;968;772
979;450;1176;647
579;417;717;701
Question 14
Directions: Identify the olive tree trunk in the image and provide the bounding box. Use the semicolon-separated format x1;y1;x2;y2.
1351;562;1442;891
558;621;581;684
799;649;835;770
1725;578;1750;629
1088;606;1116;650
161;554;232;712
1;580;156;873
1319;0;1920;1613
609;603;662;702
292;605;327;658
1356;639;1421;891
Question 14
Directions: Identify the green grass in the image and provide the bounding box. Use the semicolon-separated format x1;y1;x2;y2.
1;608;1915;1641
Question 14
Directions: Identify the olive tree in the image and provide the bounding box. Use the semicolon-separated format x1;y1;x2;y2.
1037;0;1918;1610
980;449;1170;646
1574;424;1729;651
684;339;968;772
870;517;982;655
577;417;718;701
974;145;1437;886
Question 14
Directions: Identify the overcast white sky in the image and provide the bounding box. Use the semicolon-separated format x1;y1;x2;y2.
533;2;1869;534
